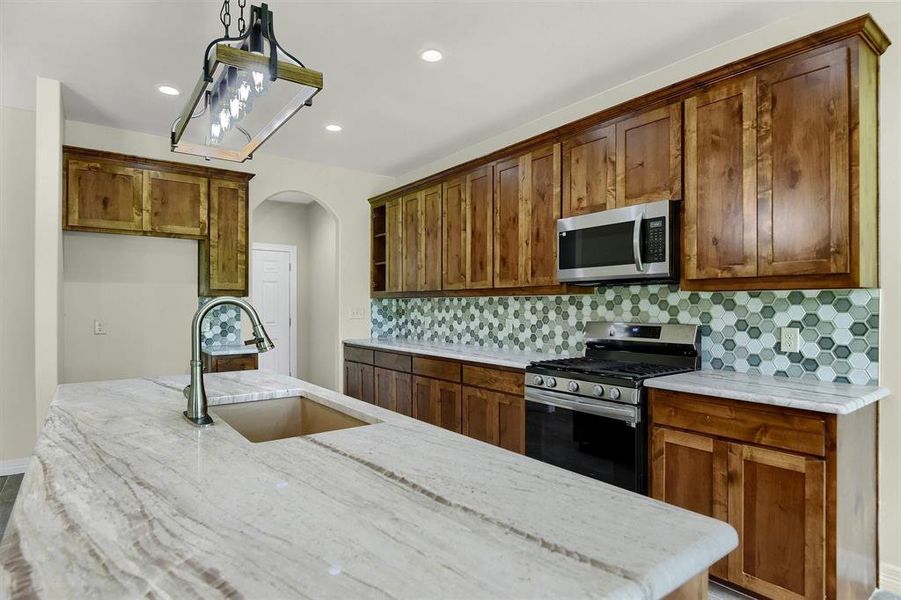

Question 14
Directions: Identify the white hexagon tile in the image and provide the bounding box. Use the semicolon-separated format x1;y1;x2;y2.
371;286;879;385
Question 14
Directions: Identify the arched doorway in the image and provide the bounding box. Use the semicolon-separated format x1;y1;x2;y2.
251;191;340;390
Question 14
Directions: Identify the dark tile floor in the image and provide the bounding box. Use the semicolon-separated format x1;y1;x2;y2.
0;474;24;539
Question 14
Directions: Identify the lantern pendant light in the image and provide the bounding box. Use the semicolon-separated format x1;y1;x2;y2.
170;2;323;162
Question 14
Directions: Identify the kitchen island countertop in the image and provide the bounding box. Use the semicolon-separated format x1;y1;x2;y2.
0;371;736;599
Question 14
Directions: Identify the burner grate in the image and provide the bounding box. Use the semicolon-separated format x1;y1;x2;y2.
530;357;691;379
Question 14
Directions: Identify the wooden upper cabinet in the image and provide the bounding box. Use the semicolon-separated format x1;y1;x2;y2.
66;159;144;232
202;178;247;295
651;427;729;579
562;123;615;217
443;165;494;290
385;198;404;293
684;77;758;280
757;45;850;278
727;443;826;599
401;185;442;292
143;170;208;238
493;144;561;288
615;102;682;207
442;176;467;290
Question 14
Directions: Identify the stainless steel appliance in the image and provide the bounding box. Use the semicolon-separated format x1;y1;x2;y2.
556;199;679;285
524;321;699;494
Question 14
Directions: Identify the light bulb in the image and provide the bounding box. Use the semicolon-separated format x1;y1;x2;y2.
252;70;270;96
217;78;231;132
249;23;271;96
209;121;222;145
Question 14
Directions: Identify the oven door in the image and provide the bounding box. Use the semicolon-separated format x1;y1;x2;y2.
525;387;646;494
556;199;674;284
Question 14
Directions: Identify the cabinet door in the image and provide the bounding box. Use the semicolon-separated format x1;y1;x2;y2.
375;368;412;416
442;176;467;290
684;77;758;280
758;46;850;277
143;170;209;237
466;165;494;289
420;184;443;291
344;361;374;404
495;392;524;453
385;198;404;293
493;156;525;288
66;159;144;231
401;191;421;291
562;123;615;217
413;376;462;432
462;386;524;453
205;178;247;294
493;144;561;288
727;443;826;599
615;102;682;207
651;427;729;579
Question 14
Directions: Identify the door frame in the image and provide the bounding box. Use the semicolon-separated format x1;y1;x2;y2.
251;242;298;377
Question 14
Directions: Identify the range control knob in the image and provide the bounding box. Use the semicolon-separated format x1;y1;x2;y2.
568;381;580;393
545;377;557;388
532;375;544;386
608;388;621;401
593;385;605;398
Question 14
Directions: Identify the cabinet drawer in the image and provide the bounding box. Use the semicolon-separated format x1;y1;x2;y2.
462;365;524;396
650;389;827;457
373;350;412;373
344;345;374;365
413;356;461;382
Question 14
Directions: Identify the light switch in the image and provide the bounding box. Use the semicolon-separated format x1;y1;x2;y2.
349;307;366;320
93;319;107;336
781;327;800;353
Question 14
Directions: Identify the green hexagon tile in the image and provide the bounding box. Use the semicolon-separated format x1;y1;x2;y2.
371;286;879;385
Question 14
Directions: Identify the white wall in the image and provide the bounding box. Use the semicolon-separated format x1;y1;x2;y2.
0;105;36;466
61;233;197;383
301;203;339;388
33;78;63;436
388;4;901;591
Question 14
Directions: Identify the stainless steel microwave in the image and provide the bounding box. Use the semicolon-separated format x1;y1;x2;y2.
556;199;679;285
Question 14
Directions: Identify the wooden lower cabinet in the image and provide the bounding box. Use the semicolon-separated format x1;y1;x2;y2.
462;386;524;454
650;388;877;600
374;367;413;416
344;361;374;404
201;352;258;373
413;376;461;432
343;344;525;454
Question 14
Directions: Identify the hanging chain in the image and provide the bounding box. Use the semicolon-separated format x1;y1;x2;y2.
237;0;247;35
219;0;231;37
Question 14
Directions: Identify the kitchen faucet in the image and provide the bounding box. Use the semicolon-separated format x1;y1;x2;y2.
184;296;274;427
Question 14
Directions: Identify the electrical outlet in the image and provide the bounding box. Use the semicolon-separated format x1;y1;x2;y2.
349;307;366;320
93;319;107;336
781;327;800;353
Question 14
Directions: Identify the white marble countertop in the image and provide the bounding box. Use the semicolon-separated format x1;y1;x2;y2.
1;371;735;599
202;344;258;357
646;369;890;414
344;337;570;369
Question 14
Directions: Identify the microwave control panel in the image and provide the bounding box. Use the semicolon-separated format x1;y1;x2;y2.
643;218;667;262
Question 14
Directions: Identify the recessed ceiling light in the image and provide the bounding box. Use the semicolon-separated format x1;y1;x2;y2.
157;85;180;96
325;124;342;132
420;49;443;62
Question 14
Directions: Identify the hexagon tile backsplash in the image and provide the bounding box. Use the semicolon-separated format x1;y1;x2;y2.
371;286;879;385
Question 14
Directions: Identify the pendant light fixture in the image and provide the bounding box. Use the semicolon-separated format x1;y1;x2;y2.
170;1;323;162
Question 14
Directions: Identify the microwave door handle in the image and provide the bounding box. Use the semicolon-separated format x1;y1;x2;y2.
632;212;645;272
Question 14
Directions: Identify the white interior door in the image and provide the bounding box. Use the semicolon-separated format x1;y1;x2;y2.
251;244;295;376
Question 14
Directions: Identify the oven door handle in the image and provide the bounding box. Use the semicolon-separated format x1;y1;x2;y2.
633;211;645;273
525;388;640;426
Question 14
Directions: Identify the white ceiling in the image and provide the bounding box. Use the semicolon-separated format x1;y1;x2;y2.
0;1;807;176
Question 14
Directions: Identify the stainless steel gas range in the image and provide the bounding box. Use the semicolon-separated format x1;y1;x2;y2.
524;321;700;494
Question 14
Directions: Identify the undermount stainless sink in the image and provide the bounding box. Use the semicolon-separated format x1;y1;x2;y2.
212;396;372;443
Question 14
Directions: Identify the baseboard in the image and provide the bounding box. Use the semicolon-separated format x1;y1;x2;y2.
881;562;901;594
0;457;30;477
